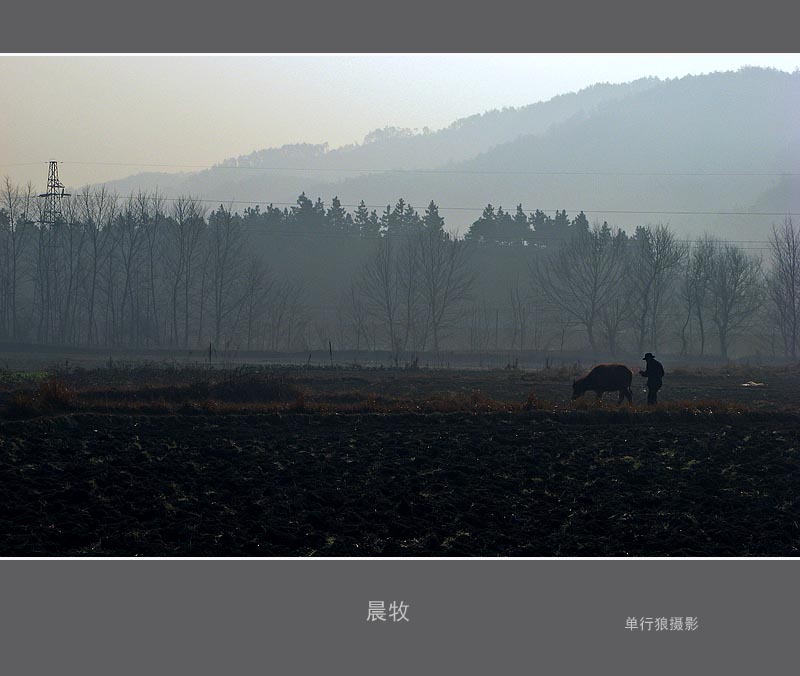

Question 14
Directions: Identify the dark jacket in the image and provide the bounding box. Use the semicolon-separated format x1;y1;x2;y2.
640;359;664;386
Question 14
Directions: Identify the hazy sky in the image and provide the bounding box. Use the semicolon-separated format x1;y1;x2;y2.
3;53;800;187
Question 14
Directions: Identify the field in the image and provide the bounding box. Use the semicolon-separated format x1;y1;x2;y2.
1;360;799;556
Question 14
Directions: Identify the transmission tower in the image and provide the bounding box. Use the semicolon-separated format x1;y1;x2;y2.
38;160;70;225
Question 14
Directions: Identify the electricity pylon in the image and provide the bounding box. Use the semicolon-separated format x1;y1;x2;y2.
38;160;70;225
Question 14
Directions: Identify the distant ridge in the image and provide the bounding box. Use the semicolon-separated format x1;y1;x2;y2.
98;68;800;240
98;78;660;200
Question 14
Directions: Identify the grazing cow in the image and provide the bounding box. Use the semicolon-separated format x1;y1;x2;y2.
572;363;633;404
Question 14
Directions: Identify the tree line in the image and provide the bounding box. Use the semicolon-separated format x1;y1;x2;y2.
1;178;798;360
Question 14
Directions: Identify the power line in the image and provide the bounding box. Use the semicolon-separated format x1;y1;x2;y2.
41;160;800;178
39;192;789;247
0;162;50;168
6;160;800;178
11;164;796;248
36;221;778;250
8;161;799;221
87;192;800;220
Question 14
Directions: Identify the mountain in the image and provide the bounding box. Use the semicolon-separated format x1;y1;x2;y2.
313;68;800;239
99;68;800;241
98;77;659;202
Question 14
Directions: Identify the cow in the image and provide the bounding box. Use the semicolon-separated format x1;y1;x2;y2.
572;363;633;404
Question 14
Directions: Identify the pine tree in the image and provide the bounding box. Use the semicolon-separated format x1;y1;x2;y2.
511;204;532;245
553;209;571;231
466;204;497;242
403;202;422;231
312;197;326;229
291;192;315;230
326;195;348;232
379;204;393;236
354;200;380;237
423;200;445;234
529;209;554;245
494;206;517;244
390;198;407;232
571;210;590;233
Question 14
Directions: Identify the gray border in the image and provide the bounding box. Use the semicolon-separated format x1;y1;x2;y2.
3;1;800;670
0;560;796;675
3;1;800;52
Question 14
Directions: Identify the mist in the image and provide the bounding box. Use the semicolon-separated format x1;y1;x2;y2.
4;54;800;561
3;57;800;362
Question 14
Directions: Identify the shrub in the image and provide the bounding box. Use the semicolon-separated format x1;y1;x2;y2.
523;390;540;411
6;392;40;418
289;392;307;412
38;380;76;410
4;379;75;418
210;374;304;403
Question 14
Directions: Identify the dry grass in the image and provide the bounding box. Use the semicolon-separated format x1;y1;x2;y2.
6;385;793;425
2;363;798;423
5;379;76;418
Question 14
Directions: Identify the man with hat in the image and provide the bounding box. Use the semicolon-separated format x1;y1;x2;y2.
640;352;665;405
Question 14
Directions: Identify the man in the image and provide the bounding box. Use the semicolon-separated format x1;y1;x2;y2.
640;352;664;405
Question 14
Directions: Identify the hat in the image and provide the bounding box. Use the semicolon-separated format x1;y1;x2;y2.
643;352;655;360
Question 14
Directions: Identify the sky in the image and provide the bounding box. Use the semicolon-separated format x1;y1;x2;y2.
2;53;800;188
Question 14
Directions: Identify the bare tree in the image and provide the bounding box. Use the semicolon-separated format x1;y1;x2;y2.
238;255;272;350
53;195;86;344
207;204;248;348
358;238;402;357
139;192;166;346
534;223;626;353
678;235;716;356
416;228;474;354
264;279;307;351
600;246;633;355
33;191;86;343
627;224;687;353
163;196;206;347
509;274;531;351
0;178;34;340
467;297;494;356
398;234;424;351
767;218;800;359
112;195;146;346
343;281;374;352
76;186;118;346
708;242;763;359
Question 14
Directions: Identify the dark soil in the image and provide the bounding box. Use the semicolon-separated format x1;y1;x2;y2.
1;405;798;556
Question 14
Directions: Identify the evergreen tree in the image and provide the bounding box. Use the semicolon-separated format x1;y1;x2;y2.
312;197;326;229
493;206;516;244
505;203;532;245
529;209;551;232
423;200;445;234
353;200;370;230
242;205;260;220
390;198;407;233
243;204;287;231
383;198;422;236
326;195;348;232
379;204;393;235
529;208;554;244
366;210;380;237
466;204;497;242
354;200;380;237
553;209;571;230
571;210;590;233
381;199;407;237
291;192;315;230
403;202;422;231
